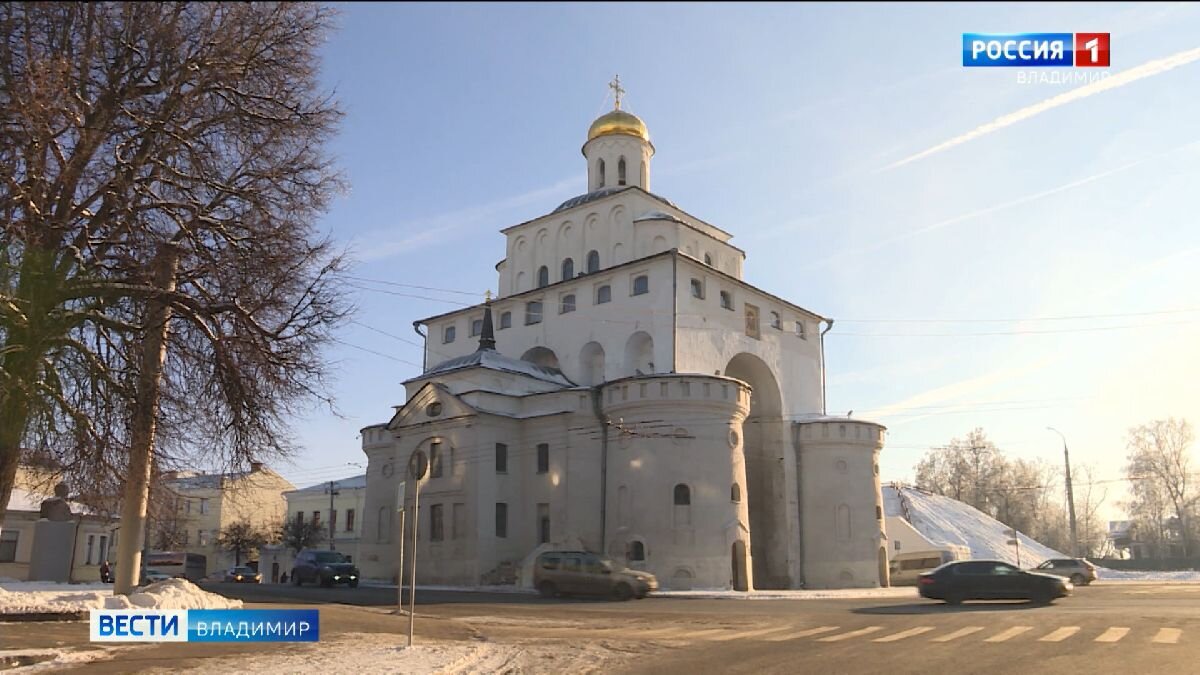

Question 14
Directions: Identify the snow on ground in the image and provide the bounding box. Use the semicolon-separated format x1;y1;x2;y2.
883;484;1067;566
1096;569;1200;581
0;578;241;615
144;634;631;675
655;587;919;600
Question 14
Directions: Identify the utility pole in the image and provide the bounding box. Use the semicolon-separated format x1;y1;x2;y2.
1047;427;1079;557
328;480;339;551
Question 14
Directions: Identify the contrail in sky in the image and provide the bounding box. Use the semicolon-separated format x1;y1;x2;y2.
885;46;1200;170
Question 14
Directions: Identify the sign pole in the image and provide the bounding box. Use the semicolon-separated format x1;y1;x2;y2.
396;481;406;612
408;478;419;647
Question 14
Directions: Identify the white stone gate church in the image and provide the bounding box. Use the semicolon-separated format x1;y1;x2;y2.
357;84;888;590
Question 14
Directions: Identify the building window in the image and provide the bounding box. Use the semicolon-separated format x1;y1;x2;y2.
673;484;692;527
0;530;17;563
597;159;605;188
199;498;209;515
674;484;691;506
495;443;508;473
430;504;444;542
198;530;210;546
377;506;390;543
430;442;443;478
618;157;627;186
452;503;465;539
629;540;645;561
185;500;192;515
495;503;508;538
537;443;550;474
586;250;600;273
443;325;456;344
426;402;442;417
346;509;355;532
770;311;782;330
537;266;549;288
312;511;320;527
595;285;611;304
181;530;189;546
631;275;649;296
561;258;574;281
876;505;883;521
500;311;512;329
731;483;742;503
745;303;761;340
295;512;304;525
560;294;576;314
720;290;733;310
470;318;483;337
704;253;713;266
86;535;95;565
796;320;807;339
525;301;543;325
690;278;704;299
538;503;550;544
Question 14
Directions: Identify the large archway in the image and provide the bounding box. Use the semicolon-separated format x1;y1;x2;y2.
579;342;606;385
521;346;561;371
623;332;654;375
725;352;788;589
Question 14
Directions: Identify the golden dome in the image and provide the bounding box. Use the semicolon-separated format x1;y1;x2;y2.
587;109;649;143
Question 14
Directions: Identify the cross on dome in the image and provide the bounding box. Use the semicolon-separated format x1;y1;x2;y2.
609;74;625;110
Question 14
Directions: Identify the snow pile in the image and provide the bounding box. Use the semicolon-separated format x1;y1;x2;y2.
883;485;1067;566
0;578;240;615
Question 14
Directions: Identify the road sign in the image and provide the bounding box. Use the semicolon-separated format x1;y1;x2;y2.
408;450;428;480
1007;539;1019;545
397;481;406;512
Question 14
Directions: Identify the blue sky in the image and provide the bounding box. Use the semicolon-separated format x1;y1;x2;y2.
269;3;1200;518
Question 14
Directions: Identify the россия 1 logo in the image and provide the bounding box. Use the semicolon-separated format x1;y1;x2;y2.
962;33;1110;67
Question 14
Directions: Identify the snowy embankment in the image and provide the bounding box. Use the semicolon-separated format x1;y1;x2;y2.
883;484;1067;566
0;578;241;616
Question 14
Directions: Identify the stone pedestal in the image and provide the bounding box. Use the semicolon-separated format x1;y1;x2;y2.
29;520;78;582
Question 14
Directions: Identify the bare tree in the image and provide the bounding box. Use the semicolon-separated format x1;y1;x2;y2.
0;3;350;594
1071;463;1109;558
216;519;270;567
279;516;325;554
1125;418;1196;557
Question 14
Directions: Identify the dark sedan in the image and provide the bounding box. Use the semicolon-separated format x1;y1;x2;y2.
918;560;1072;605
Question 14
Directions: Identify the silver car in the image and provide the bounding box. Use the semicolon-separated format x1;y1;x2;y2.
1033;558;1098;585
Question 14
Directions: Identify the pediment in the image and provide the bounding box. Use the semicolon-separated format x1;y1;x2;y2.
387;382;476;431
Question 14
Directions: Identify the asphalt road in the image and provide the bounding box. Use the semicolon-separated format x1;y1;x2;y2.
200;581;1200;675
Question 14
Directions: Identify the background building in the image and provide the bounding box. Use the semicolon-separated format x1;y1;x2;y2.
283;474;367;561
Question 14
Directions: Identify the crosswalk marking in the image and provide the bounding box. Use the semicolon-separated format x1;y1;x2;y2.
708;626;796;642
818;626;884;642
873;627;935;643
985;626;1033;643
1038;627;1081;642
762;626;839;641
930;626;984;642
1095;627;1130;643
1153;628;1182;644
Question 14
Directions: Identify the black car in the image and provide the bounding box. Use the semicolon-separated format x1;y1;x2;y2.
918;559;1071;605
291;549;359;588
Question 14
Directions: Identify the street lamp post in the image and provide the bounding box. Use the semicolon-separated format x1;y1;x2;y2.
1047;427;1079;557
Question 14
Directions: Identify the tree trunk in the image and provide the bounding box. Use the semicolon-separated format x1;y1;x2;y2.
113;245;180;595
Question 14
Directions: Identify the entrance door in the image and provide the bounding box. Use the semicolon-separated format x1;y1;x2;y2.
731;541;749;591
271;562;280;584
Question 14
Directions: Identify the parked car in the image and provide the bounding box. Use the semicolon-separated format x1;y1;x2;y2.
533;550;658;600
291;549;359;588
223;566;262;583
889;551;953;586
140;568;173;584
1032;558;1098;586
918;560;1072;605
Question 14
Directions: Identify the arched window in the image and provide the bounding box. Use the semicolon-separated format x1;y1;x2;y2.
629;540;645;561
561;258;574;281
731;483;741;503
597;159;606;189
618;157;627;186
559;294;576;314
586;250;600;273
537;266;549;288
632;275;649;296
674;484;691;505
704;253;713;266
770;311;782;330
